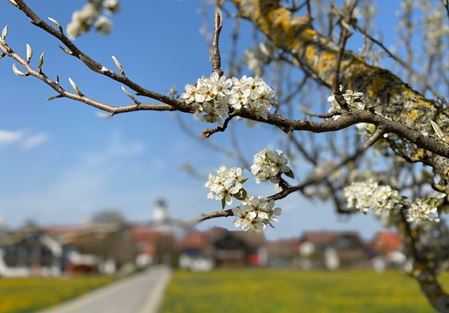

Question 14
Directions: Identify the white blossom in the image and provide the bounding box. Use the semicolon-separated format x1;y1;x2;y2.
103;0;120;12
95;16;112;35
205;166;246;205
181;74;276;122
229;76;276;118
407;198;440;226
343;179;402;216
67;1;118;38
67;3;99;38
251;148;292;183
181;72;232;123
232;196;281;232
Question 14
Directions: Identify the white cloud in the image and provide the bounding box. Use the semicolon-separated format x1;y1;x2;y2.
21;133;49;150
0;133;149;225
0;129;48;150
0;130;23;144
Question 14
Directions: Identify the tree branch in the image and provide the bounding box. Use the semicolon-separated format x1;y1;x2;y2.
195;208;234;224
5;0;449;182
268;127;384;201
0;42;177;115
10;0;190;112
398;209;449;313
210;7;224;76
202;113;236;138
232;0;449;181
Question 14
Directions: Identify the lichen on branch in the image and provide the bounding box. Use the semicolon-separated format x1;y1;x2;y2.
232;0;449;182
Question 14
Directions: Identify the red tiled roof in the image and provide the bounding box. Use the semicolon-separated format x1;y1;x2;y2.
179;231;209;250
129;225;163;243
371;231;402;255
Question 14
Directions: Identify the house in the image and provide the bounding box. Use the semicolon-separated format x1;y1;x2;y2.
208;227;266;267
127;200;193;267
0;229;63;277
371;231;402;255
178;230;214;271
264;238;301;267
45;223;139;274
178;227;266;270
130;225;178;267
370;231;405;271
298;231;372;270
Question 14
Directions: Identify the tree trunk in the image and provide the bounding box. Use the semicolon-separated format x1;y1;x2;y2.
415;270;449;313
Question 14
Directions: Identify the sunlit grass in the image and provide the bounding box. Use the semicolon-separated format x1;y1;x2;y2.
0;275;114;313
161;270;449;313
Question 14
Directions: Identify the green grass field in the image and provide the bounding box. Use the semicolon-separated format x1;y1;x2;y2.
0;275;114;313
161;270;449;313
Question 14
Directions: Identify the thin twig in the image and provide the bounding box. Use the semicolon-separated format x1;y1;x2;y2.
332;7;441;98
210;7;224;76
0;42;176;115
268;127;384;201
202;113;235;138
11;0;189;111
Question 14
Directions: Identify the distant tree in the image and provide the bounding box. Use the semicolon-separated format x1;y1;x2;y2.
21;218;40;232
91;210;127;226
2;0;449;311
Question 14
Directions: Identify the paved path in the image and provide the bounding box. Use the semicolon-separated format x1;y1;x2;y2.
39;266;171;313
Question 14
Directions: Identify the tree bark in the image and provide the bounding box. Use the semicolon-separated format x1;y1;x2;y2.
415;270;449;313
232;0;449;182
233;1;449;311
398;210;449;313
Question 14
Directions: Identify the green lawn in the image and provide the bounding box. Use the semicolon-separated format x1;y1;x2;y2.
0;275;114;313
161;270;449;313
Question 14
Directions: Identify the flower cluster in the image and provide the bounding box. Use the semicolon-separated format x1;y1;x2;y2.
343;179;402;216
406;198;441;226
205;148;292;232
94;16;112;34
67;0;119;38
251;148;292;183
181;73;276;123
344;179;444;226
229;76;276;119
232;196;281;232
205;166;246;205
181;72;232;123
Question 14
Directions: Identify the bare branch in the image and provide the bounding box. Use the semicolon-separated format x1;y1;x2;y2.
268;127;384;201
0;42;176;115
10;0;190;112
332;6;442;98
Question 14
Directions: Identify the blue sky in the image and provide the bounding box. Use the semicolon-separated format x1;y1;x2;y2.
0;1;401;238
